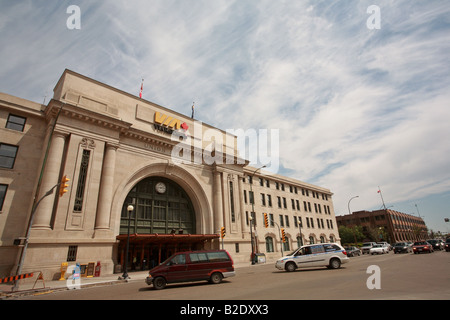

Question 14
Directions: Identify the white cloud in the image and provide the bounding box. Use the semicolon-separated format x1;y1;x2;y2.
0;0;449;231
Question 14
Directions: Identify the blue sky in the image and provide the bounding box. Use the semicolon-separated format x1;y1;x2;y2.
1;1;449;234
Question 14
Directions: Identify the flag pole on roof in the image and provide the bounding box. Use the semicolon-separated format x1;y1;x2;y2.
139;78;144;98
191;102;195;119
377;186;387;210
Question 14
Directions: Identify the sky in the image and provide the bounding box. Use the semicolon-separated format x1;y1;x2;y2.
1;0;449;234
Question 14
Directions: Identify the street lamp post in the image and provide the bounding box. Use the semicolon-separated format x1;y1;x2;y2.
121;204;134;280
248;165;266;264
249;216;254;264
347;196;359;215
348;196;359;244
297;217;303;247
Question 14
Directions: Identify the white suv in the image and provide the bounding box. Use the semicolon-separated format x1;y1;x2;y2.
275;243;349;272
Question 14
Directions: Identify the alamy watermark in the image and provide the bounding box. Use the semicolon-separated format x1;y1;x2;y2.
66;5;81;30
366;265;381;290
366;5;381;30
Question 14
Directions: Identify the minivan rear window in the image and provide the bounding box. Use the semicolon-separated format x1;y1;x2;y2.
206;251;230;261
189;251;229;263
324;244;341;252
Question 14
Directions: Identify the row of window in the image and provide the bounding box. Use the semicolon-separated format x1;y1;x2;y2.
1;114;27;170
244;175;329;201
245;211;334;230
244;190;332;215
265;234;336;252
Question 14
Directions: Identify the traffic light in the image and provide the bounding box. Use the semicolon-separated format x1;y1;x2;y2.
263;213;269;228
221;227;226;239
281;228;286;243
59;175;70;197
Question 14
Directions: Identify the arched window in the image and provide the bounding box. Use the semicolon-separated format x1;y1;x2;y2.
283;238;290;251
309;236;315;244
320;236;325;243
266;236;274;253
120;177;195;235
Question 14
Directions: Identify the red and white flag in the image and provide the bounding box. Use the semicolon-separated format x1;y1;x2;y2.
139;79;144;98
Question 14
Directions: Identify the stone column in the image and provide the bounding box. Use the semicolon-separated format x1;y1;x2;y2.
32;132;67;229
95;143;118;230
213;169;223;234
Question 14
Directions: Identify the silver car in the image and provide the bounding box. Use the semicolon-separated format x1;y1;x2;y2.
275;243;350;272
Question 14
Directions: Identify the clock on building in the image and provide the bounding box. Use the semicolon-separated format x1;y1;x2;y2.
155;182;167;194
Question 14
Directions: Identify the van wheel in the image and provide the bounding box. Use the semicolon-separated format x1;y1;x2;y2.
285;262;296;272
209;272;223;284
329;258;341;269
153;277;167;290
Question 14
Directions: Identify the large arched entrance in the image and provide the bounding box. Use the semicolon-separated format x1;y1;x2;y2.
117;176;218;271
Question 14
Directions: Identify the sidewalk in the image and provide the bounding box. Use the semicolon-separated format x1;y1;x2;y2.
0;261;263;299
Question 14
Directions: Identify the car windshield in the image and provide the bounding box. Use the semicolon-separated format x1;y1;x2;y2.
362;243;372;246
414;242;427;245
395;243;406;246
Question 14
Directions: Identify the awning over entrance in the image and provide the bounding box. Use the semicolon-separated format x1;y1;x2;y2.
116;233;220;244
116;233;221;270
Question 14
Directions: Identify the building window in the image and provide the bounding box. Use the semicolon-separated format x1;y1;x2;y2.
229;181;235;222
283;238;290;251
121;177;196;235
297;236;303;247
0;143;18;169
67;245;78;262
0;184;7;211
6;114;26;132
73;149;90;212
249;191;254;205
261;193;266;206
269;213;274;227
285;215;290;227
279;214;284;227
266;236;274;253
309;236;315;244
235;243;240;253
267;194;272;207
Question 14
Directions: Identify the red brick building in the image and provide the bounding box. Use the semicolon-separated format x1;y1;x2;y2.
336;209;428;243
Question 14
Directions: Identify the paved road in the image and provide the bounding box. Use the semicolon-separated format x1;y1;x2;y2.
20;250;450;300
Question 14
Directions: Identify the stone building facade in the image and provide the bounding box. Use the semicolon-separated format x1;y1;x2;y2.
0;69;339;279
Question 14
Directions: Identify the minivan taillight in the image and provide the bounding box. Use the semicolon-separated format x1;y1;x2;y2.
343;250;347;255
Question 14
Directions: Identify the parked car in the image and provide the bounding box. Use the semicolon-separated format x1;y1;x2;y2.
426;239;443;251
412;241;434;254
377;242;392;251
275;243;349;272
445;239;450;252
145;250;235;289
370;244;389;255
345;246;361;257
393;242;412;253
361;242;377;254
